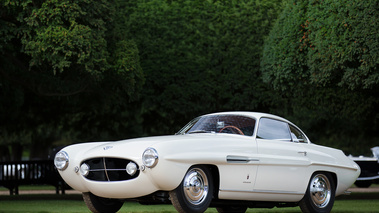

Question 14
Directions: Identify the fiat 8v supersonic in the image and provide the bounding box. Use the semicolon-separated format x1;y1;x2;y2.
54;112;360;213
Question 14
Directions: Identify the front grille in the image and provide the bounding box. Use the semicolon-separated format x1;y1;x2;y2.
82;158;139;181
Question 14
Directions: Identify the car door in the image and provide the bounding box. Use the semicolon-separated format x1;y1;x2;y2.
217;137;259;199
253;118;311;194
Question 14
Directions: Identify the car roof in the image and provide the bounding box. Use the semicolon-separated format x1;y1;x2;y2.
202;111;292;124
199;111;310;143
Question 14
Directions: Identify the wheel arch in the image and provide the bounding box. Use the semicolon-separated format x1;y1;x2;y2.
330;172;337;190
299;171;336;212
169;164;218;213
188;164;220;198
312;170;337;190
208;164;220;198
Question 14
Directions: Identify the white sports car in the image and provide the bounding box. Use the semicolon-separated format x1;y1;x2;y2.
54;112;360;213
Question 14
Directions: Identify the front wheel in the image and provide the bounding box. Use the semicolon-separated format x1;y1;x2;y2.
170;166;213;213
82;192;123;213
299;172;335;213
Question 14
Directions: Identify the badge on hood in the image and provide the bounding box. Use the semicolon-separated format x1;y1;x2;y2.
103;145;113;150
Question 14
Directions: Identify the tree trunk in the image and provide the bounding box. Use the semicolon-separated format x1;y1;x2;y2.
10;143;23;161
0;145;11;161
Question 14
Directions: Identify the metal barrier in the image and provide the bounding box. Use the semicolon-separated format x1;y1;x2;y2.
0;160;66;195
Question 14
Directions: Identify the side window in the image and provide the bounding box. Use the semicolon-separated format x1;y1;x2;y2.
289;125;308;143
257;118;291;141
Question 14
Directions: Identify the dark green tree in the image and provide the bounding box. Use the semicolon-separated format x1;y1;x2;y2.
0;0;144;160
261;0;378;91
261;0;379;154
123;0;284;135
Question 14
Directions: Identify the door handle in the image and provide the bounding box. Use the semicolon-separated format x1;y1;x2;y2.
226;155;260;163
298;151;307;156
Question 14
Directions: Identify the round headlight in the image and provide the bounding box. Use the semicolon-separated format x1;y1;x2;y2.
126;162;138;176
54;151;69;171
80;163;90;177
142;148;159;168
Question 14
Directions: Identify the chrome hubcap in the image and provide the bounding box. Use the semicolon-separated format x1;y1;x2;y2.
310;174;331;208
183;168;209;205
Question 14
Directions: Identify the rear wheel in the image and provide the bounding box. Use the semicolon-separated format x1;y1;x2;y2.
299;172;335;213
170;166;213;213
82;192;123;213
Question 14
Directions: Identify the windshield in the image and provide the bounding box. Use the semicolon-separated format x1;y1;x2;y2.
177;115;256;136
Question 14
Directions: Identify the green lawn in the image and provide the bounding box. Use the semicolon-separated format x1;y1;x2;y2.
0;193;378;213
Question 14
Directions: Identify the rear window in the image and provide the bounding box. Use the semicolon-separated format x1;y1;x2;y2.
257;118;291;140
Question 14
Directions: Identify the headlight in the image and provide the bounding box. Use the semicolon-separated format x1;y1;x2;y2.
54;151;69;171
142;148;159;168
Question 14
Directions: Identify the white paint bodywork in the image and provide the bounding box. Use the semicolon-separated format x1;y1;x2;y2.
57;112;360;202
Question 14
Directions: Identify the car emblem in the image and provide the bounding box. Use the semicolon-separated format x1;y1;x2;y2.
103;146;113;150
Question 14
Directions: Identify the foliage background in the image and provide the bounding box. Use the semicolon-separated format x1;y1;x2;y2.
261;0;379;154
122;0;284;135
0;0;144;160
0;0;377;160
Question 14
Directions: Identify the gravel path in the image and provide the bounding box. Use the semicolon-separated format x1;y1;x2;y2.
0;189;81;195
1;187;379;196
347;186;379;193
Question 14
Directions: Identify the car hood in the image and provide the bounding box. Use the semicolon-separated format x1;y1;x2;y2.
108;133;245;147
67;133;249;161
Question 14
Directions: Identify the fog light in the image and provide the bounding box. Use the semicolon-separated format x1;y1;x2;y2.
80;163;90;177
126;162;138;176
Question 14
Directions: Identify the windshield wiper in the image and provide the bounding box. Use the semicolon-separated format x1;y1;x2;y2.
188;130;210;134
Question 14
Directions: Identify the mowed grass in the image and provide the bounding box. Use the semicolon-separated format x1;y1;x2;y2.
0;193;378;213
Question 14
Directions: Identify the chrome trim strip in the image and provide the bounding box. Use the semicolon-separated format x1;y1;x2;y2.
103;158;110;181
226;155;260;163
219;188;303;195
357;175;379;181
89;169;127;172
348;157;378;162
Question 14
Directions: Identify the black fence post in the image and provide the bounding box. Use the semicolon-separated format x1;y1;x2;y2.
0;160;67;195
